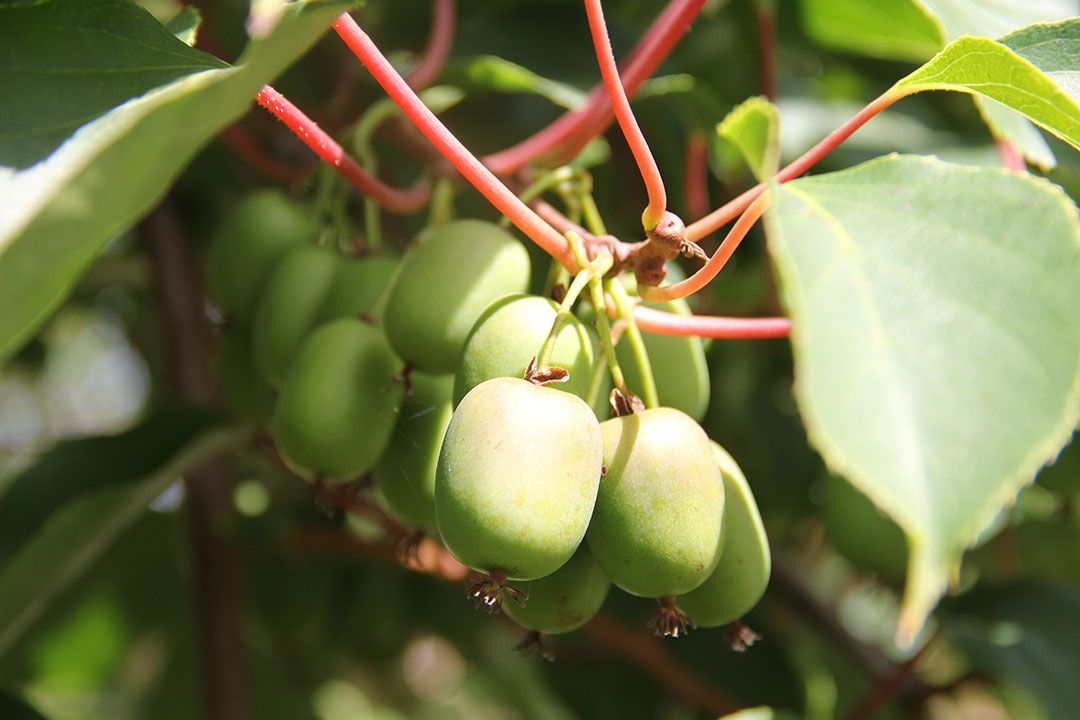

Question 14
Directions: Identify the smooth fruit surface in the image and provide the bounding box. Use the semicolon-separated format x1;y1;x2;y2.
383;220;531;373
205;190;313;324
505;545;610;634
454;294;594;405
678;442;771;627
586;407;725;597
618;295;710;421
272;319;404;479
251;248;397;387
375;372;454;530
435;377;603;580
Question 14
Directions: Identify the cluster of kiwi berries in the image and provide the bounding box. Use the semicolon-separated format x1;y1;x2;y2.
207;189;771;645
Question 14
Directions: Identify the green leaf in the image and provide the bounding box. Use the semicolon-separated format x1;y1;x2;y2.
0;405;221;567
445;55;586;110
894;21;1080;155
946;581;1080;720
0;409;249;656
799;0;944;62
716;96;780;181
0;0;354;365
166;5;202;46
0;0;227;169
1001;19;1080;103
765;154;1080;643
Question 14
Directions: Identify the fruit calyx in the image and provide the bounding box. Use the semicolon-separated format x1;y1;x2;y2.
608;387;645;417
523;356;570;387
514;631;555;661
468;570;527;614
726;620;761;652
649;596;694;638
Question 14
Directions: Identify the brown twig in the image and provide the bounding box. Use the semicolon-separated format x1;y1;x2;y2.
144;201;250;720
753;0;777;101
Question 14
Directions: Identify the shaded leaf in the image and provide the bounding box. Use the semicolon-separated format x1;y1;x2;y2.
765;154;1080;642
914;0;1076;41
166;5;202;46
946;581;1080;720
0;0;355;364
799;0;944;62
716;96;780;181
0;410;249;656
445;55;586;110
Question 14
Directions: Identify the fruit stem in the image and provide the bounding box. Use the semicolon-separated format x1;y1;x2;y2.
427;176;457;229
641;191;772;302
333;13;577;269
403;0;456;91
481;0;706;174
632;307;791;339
584;0;667;232
575;242;630;398
254;85;432;213
499;166;579;229
608;278;659;409
684;89;901;243
581;191;608;237
536;241;612;368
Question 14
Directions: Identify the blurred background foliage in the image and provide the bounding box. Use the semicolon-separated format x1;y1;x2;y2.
1;0;1078;718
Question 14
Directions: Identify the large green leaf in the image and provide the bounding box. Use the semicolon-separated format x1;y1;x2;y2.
894;20;1080;155
765;154;1080;642
0;408;249;656
0;0;354;365
913;0;1076;41
799;0;944;62
946;581;1080;720
1001;19;1080;103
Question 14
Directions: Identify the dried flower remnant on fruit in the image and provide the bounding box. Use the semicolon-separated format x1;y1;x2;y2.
468;571;526;614
609;387;645;417
523;356;570;386
726;621;761;652
649;597;694;638
515;631;555;661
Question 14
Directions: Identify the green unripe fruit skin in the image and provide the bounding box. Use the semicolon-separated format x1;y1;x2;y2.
617;296;710;421
205;190;313;324
216;329;275;423
383;220;531;373
375;372;454;531
586;408;725;598
505;545;611;634
823;474;908;583
251;248;397;387
454;294;594;406
435;377;603;580
272;319;404;479
678;442;771;627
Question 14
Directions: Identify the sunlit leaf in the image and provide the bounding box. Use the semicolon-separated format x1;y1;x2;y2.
799;0;944;62
716;96;780;181
765;154;1080;642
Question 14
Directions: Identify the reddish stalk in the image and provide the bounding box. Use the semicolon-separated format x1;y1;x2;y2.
642;192;771;302
996;138;1026;172
684;132;710;220
333;13;576;267
633;306;790;339
255;85;432;213
754;0;777;100
685;90;901;242
405;0;456;91
482;0;706;175
220;124;311;181
584;0;667;230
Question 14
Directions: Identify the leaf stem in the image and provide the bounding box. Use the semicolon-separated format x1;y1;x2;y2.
254;85;431;213
584;0;668;231
333;14;577;268
481;0;706;174
404;0;456;91
632;306;790;338
642;191;771;302
685;89;901;242
608;278;659;408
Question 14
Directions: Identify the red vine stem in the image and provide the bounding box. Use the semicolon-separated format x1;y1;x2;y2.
642;192;771;302
405;0;456;91
754;0;777;100
255;85;432;213
584;0;667;230
333;13;577;268
685;90;901;243
482;0;706;175
996;138;1026;172
633;307;790;339
684;131;710;220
